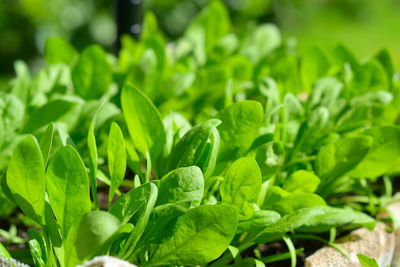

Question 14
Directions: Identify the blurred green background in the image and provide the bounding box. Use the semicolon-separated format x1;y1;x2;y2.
1;0;400;79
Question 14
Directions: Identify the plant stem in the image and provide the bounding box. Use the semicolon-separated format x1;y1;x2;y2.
260;248;304;263
282;235;296;267
210;241;255;267
290;233;350;259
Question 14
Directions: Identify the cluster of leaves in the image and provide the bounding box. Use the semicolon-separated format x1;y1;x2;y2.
1;1;400;266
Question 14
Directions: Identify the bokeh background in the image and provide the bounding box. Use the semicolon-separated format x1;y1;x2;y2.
1;0;400;81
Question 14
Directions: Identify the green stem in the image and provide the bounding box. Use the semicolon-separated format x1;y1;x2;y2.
286;155;316;166
329;228;337;243
290;233;350;260
210;242;255;267
145;151;151;183
282;235;296;267
260;248;304;263
383;175;392;197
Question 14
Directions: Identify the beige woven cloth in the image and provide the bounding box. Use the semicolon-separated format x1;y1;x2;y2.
77;256;137;267
306;197;400;267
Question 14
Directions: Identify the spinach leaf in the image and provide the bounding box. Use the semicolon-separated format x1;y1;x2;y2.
253;207;326;244
146;205;238;266
221;157;262;220
237;210;281;233
157;166;204;206
121;83;166;162
300;46;331;93
108;122;127;207
240;24;281;63
167;119;220;173
297;206;375;232
186;1;231;55
87;101;106;210
28;238;46;267
0;243;10;258
22;99;80;133
348;126;400;179
357;254;379;267
39;122;54;167
71;45;112;99
283;170;320;193
44;37;78;65
262;187;326;215
0;94;24;135
255;141;285;180
119;183;158;259
6;135;45;224
316;135;373;182
139;203;188;246
217;100;264;161
110;183;157;225
45;145;91;239
195;127;220;179
65;211;121;266
28;228;47;266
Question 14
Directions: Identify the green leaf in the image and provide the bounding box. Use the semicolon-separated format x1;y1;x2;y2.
300;46;331;92
237;210;281;233
108;122;127;207
46;145;91;238
95;223;134;256
283;93;304;143
316;135;373;181
167;119;220;172
348;126;400;179
146;205;238;266
110;183;157;225
44;201;62;248
298;206;375;233
39;122;54;167
157;166;204;206
262;187;326;215
87;101;107;210
48;124;75;162
221;157;262;220
22;99;79;133
255;141;285;180
333;44;359;70
6;135;45;224
28;228;47;266
374;49;393;84
11;60;31;105
283;170;320;193
121;83;166;161
0;94;25;135
196;127;220;179
186;1;231;54
28;239;46;267
125;138;143;178
71;45;112;99
0;242;10;258
139;203;188;246
292;107;330;154
253;207;326;244
120;183;158;259
357;254;379;267
162;111;191;156
240;24;281;63
44;37;78;65
217;101;264;161
65;211;121;266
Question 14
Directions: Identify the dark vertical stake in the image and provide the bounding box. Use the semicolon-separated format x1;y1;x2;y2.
115;0;143;54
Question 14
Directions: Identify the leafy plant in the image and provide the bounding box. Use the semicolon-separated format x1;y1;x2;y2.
1;1;400;267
